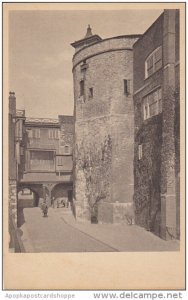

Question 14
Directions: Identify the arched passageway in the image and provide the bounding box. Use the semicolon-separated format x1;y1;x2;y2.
17;187;40;229
17;188;40;208
51;183;73;208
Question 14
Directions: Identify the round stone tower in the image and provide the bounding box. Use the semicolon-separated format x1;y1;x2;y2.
71;26;140;223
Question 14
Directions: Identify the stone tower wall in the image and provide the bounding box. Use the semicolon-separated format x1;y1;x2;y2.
72;36;139;223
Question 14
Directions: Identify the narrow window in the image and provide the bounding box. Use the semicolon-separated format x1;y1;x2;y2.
33;128;40;139
143;102;149;120
37;129;40;138
16;120;23;139
124;79;131;95
57;156;63;166
48;129;59;139
158;88;162;113
64;145;69;154
80;80;85;96
89;87;93;99
146;56;154;78
48;129;52;139
27;129;33;138
154;47;162;71
55;129;59;139
138;144;143;160
20;146;24;156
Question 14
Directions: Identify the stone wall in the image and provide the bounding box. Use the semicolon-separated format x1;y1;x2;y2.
98;202;134;224
9;179;17;225
9;93;17;181
134;115;162;235
133;10;180;240
72;36;138;223
74;117;112;221
73;36;141;68
111;114;134;203
58;115;74;154
175;10;180;239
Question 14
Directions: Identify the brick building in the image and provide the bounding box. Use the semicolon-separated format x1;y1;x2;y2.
9;93;26;220
18;115;74;207
71;26;141;223
9;92;26;251
133;10;180;239
9;91;74;214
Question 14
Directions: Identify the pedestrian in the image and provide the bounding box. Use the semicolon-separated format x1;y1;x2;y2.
41;200;48;217
61;198;66;208
52;196;55;208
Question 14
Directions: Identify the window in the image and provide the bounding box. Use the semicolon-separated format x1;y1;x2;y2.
30;150;54;171
124;79;131;95
48;129;59;139
20;146;24;155
64;145;70;154
16;120;23;139
143;88;162;120
89;87;93;99
32;128;40;139
80;61;88;71
80;80;85;96
138;144;143;160
145;46;162;78
27;129;33;138
56;156;63;166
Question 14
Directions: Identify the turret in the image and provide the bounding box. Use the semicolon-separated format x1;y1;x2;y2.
71;25;102;52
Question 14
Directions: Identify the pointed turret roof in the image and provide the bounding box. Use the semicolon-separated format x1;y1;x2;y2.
84;24;92;38
71;25;102;51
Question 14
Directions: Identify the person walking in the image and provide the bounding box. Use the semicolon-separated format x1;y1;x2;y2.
41;200;48;217
52;196;55;208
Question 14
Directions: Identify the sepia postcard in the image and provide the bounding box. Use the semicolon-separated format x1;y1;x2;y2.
3;2;185;290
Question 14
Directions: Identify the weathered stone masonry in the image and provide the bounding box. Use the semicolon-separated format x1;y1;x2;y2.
133;10;180;240
71;28;141;223
9;92;17;225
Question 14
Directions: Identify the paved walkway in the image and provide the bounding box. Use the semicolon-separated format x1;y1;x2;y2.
19;207;180;252
18;207;116;252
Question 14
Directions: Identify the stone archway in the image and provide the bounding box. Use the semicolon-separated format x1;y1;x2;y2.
17;187;40;208
17;184;44;207
51;183;73;208
17;186;41;229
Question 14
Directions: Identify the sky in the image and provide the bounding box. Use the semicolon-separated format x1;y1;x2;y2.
9;8;163;118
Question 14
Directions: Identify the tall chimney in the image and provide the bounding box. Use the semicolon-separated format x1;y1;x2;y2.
9;91;16;116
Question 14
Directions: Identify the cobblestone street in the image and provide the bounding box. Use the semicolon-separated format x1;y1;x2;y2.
18;207;180;252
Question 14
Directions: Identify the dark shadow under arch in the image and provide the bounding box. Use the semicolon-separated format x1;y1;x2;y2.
17;187;40;208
